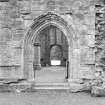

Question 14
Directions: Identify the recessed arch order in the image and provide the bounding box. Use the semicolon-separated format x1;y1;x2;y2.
23;12;75;79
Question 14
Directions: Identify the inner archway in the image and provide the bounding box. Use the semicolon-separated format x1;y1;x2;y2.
35;25;68;68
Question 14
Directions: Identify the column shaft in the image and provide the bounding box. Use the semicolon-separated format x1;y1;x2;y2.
33;43;41;70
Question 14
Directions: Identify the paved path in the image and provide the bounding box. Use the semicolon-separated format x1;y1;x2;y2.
0;90;105;105
35;66;66;83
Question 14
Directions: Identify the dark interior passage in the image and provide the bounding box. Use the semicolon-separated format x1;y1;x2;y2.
35;25;68;67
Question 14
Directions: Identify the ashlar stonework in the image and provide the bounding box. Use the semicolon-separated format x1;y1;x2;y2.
0;0;99;92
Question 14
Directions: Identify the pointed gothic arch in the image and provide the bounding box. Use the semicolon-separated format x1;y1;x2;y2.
23;12;75;80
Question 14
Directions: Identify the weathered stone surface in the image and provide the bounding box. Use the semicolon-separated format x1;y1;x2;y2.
80;47;95;64
0;0;96;90
79;65;95;79
0;28;12;41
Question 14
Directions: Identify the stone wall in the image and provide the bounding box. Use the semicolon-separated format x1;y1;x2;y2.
0;0;95;80
95;0;105;72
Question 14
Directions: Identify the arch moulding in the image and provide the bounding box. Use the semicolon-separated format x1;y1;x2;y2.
23;12;76;80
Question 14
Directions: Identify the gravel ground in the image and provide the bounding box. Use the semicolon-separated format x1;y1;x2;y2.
0;90;105;105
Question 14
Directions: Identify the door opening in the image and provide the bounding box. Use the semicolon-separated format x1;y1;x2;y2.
50;45;62;66
35;25;68;67
34;25;69;82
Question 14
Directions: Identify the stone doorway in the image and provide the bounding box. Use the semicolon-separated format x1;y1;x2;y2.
23;12;75;81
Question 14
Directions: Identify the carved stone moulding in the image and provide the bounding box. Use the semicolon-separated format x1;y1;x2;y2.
31;12;68;30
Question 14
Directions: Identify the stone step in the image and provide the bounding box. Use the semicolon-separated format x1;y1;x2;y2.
0;82;85;92
35;82;69;86
34;82;70;90
0;78;26;84
0;84;11;92
0;81;71;92
34;86;70;90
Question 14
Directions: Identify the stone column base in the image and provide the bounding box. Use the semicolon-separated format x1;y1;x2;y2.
33;64;41;70
68;78;84;92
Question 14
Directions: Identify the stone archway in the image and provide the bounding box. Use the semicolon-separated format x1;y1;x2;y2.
35;25;68;67
23;12;75;80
